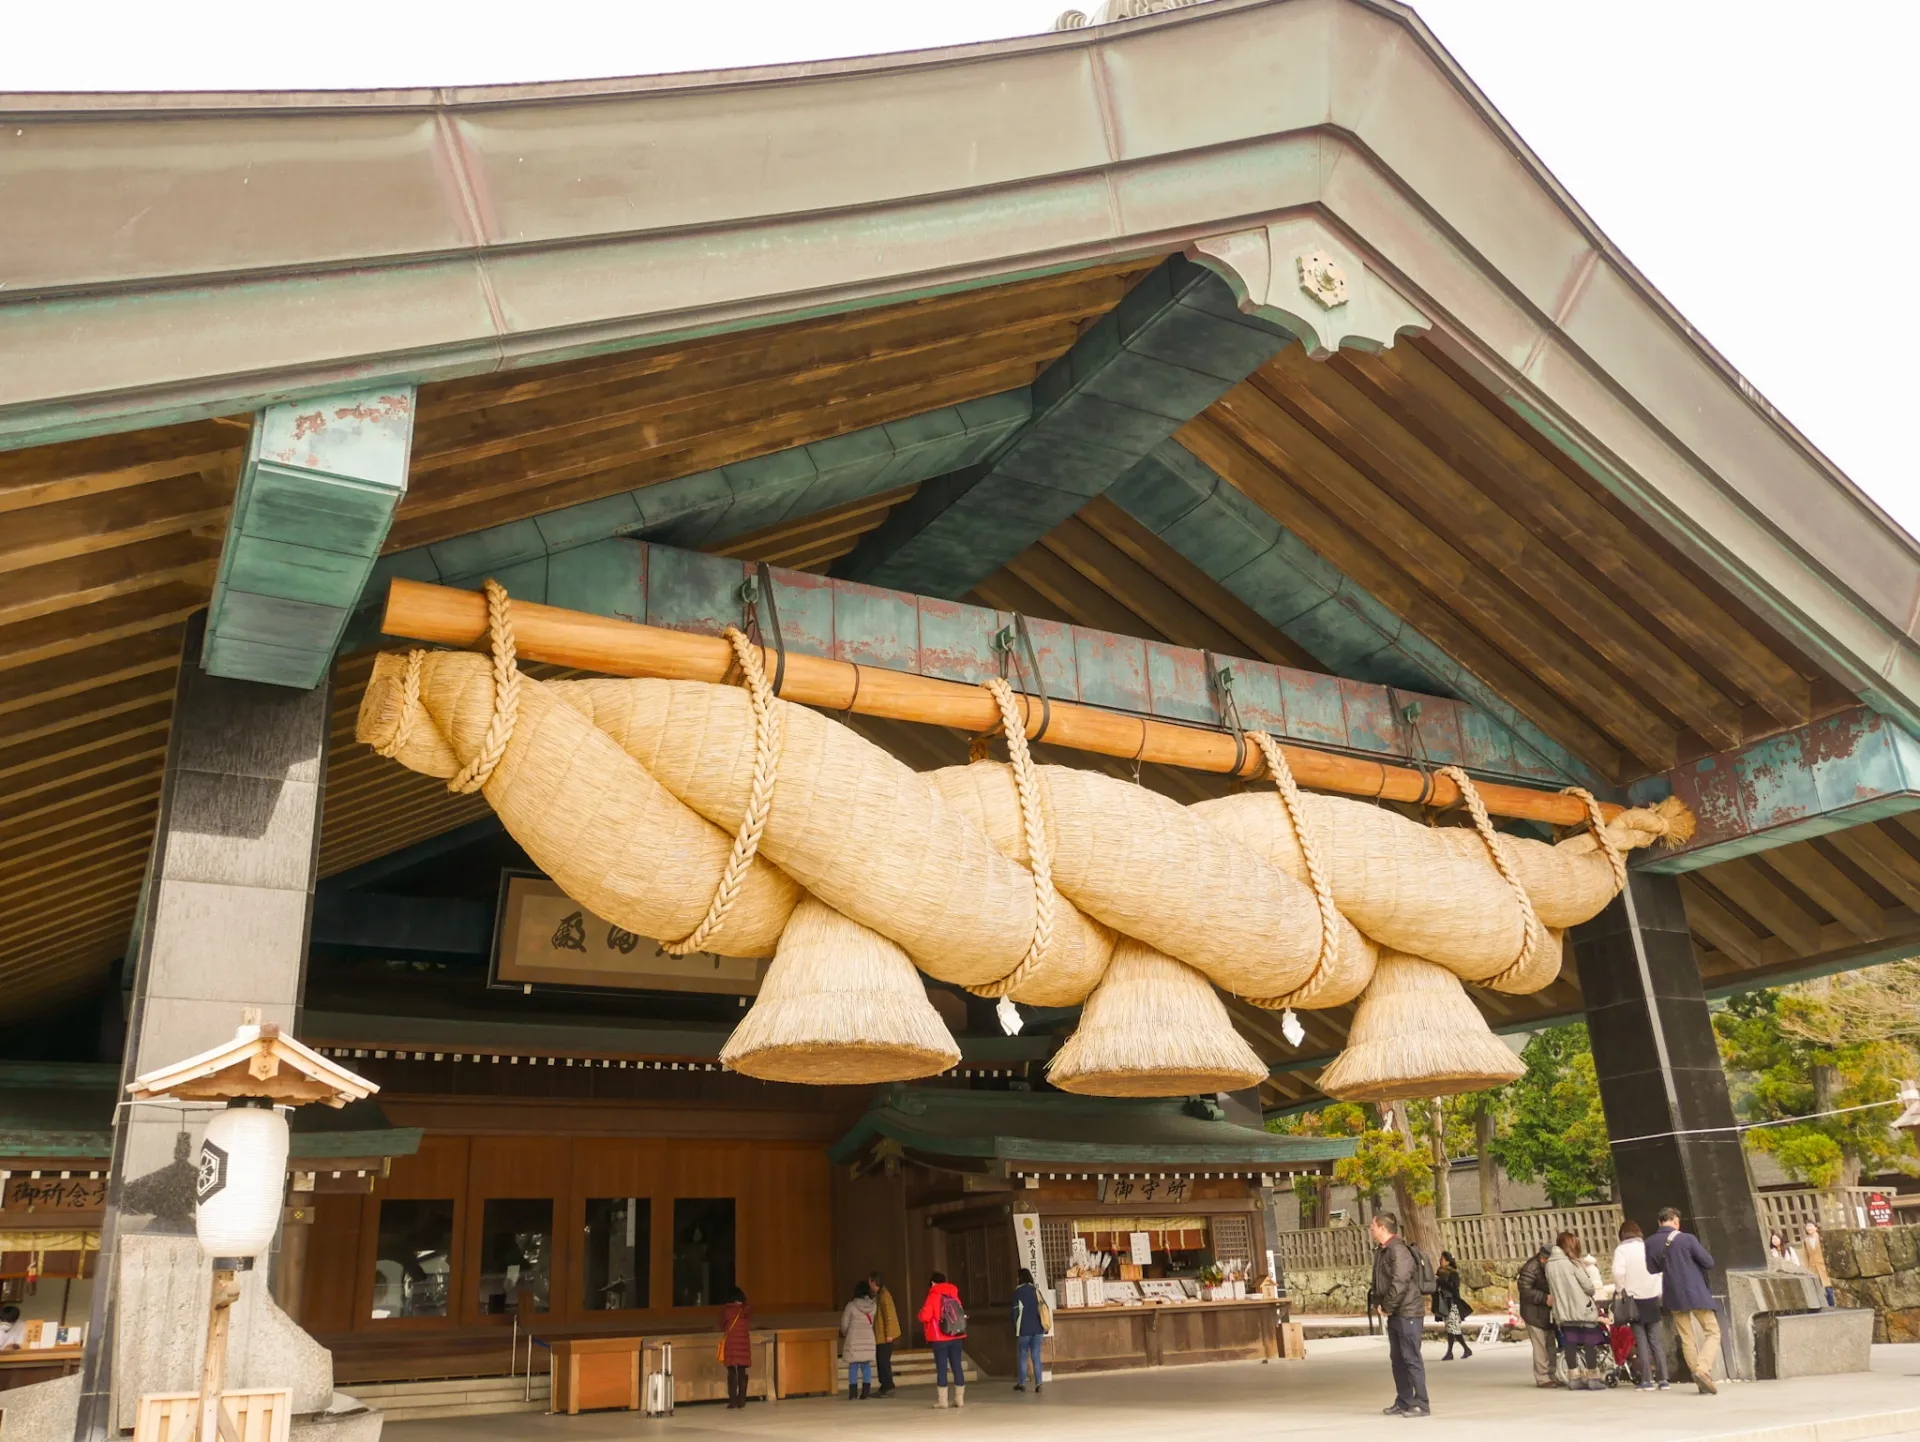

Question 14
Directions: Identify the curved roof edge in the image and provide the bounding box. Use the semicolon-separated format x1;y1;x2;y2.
3;0;1915;719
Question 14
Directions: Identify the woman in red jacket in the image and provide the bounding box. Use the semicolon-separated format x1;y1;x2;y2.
719;1287;753;1409
918;1272;968;1409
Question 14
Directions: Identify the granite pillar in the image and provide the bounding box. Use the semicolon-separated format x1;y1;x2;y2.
74;613;332;1442
1572;870;1766;1370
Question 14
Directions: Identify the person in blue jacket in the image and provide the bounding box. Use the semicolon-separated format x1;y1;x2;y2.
1644;1206;1720;1394
1010;1268;1048;1394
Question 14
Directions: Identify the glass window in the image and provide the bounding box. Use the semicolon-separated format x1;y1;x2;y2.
582;1197;651;1311
371;1199;454;1319
477;1198;553;1314
671;1198;735;1308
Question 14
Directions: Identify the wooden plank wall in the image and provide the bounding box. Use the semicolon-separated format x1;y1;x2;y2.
303;1132;834;1336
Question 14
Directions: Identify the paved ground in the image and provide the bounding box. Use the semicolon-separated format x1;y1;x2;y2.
382;1335;1920;1442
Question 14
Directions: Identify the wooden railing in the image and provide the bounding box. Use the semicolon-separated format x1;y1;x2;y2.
1440;1204;1623;1262
1274;1189;1876;1275
1756;1187;1876;1235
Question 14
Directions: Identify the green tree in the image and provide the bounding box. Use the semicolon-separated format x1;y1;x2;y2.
1272;1100;1436;1251
1486;1024;1614;1206
1713;986;1919;1189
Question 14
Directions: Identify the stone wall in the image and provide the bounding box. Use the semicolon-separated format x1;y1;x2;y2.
1826;1226;1920;1342
1287;1255;1597;1314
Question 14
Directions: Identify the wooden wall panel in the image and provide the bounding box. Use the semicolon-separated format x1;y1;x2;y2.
462;1135;572;1327
300;1193;364;1335
351;1134;470;1332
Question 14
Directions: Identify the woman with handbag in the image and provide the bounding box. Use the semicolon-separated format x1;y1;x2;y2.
1434;1251;1474;1360
1010;1268;1048;1393
1611;1220;1669;1391
718;1287;753;1409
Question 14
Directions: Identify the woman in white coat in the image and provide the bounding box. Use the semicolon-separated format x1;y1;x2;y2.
1611;1220;1668;1390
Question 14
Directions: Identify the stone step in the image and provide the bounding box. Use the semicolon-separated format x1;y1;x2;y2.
344;1376;550;1423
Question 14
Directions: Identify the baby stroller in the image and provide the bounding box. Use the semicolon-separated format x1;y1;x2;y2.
1595;1294;1638;1388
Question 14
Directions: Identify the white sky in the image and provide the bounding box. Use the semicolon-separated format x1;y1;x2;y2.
6;0;1916;536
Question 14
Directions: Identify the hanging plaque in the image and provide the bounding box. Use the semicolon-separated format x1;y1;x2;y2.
490;871;770;996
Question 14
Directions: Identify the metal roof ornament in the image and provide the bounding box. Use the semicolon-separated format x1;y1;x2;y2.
1188;217;1429;359
1296;250;1349;309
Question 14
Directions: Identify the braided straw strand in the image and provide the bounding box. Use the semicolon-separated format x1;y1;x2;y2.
663;628;786;957
1439;765;1546;989
1562;785;1628;894
1244;731;1341;1009
372;649;427;761
447;580;523;795
970;677;1058;997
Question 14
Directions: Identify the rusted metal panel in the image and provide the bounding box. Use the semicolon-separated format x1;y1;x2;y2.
1073;626;1150;715
1277;670;1348;752
764;565;834;662
1337;679;1399;757
829;578;919;672
1010;615;1081;702
1227;659;1287;737
547;540;645;625
1637;706;1920;871
1457;706;1519;778
644;546;745;636
916;597;1001;685
1146;641;1214;725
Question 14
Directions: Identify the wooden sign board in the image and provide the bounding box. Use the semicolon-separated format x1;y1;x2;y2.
2;1175;107;1219
490;872;769;997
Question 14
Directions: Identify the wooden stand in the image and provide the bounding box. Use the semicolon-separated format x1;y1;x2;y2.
196;1268;243;1442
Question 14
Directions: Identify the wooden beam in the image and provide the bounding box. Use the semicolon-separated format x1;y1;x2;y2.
1005;542;1172;644
1266;350;1744;748
1757;842;1885;941
1825;822;1920;912
1176;414;1626;778
387;357;1042;552
1338;344;1811;728
1696;860;1823;955
1074;495;1323;672
0;422;241;516
379;577;1643;829
0;583;208;676
1678;875;1765;968
1040;516;1265;662
416;259;1154;422
1219;377;1680;770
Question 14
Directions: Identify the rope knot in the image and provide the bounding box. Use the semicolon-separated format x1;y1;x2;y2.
970;677;1057;999
447;580;522;795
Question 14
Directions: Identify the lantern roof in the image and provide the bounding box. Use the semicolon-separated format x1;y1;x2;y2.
128;1018;377;1109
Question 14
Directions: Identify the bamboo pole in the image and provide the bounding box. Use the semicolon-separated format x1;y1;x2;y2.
380;578;1626;827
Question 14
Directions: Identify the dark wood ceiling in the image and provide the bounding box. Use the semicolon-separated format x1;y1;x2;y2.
0;260;1156;1019
1180;341;1850;782
0;256;1901;1098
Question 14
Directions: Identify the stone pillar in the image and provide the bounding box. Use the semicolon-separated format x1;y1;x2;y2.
1571;870;1767;1367
73;615;334;1442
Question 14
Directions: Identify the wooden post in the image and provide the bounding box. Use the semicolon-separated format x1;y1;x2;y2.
273;1195;314;1326
379;578;1638;830
196;1268;242;1442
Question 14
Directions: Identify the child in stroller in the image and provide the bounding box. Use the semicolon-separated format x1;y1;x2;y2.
1594;1290;1638;1388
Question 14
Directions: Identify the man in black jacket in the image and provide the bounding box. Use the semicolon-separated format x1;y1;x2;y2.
1515;1244;1560;1387
1371;1213;1430;1417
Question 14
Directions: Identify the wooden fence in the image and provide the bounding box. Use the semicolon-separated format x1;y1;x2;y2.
1272;1189;1866;1274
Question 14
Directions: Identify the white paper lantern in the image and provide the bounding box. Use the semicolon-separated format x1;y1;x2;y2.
196;1100;289;1262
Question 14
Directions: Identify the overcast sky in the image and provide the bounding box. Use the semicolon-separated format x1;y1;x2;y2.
7;0;1914;537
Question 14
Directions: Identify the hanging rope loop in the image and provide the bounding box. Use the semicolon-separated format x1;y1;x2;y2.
969;676;1058;998
447;579;523;795
662;627;786;957
1561;785;1627;893
1245;732;1340;1009
1439;764;1547;988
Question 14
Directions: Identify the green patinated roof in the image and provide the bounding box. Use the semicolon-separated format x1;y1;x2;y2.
0;1063;421;1162
828;1086;1356;1171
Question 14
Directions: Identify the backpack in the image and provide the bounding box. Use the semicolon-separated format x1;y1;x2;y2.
1411;1244;1438;1296
938;1291;968;1336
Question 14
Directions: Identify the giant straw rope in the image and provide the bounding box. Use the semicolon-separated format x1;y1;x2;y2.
358;581;1695;1095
